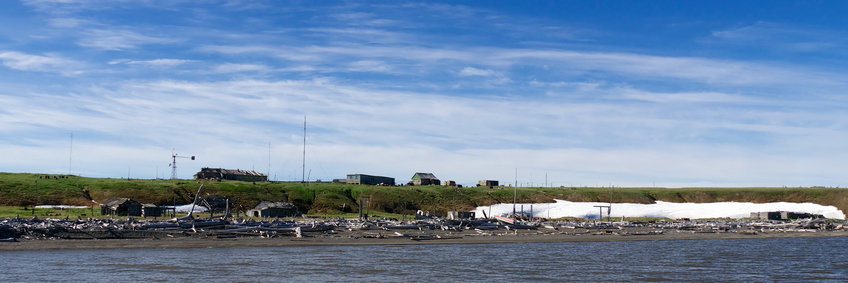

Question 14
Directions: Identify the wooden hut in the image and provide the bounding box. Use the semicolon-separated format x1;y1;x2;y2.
141;204;166;217
100;198;142;216
410;172;440;186
246;201;300;218
478;180;499;187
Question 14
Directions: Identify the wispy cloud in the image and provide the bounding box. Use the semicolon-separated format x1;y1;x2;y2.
494;49;845;87
46;17;89;28
211;63;269;73
3;80;846;185
198;41;848;90
346;60;392;73
458;67;496;77
620;90;758;104
109;58;195;67
0;51;83;75
4;2;848;185
77;29;178;50
711;21;846;53
328;12;398;27
305;28;407;43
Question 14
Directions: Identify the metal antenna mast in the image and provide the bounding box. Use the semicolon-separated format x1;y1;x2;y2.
513;168;517;216
170;150;195;179
267;142;271;181
302;115;306;183
608;185;613;221
68;132;73;175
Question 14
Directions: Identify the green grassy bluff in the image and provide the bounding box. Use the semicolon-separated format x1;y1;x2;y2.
1;172;846;217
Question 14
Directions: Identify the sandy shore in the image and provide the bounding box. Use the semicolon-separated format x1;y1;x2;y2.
2;230;846;251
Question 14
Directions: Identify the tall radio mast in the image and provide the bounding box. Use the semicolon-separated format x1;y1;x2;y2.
170;150;195;179
68;132;73;175
302;115;306;183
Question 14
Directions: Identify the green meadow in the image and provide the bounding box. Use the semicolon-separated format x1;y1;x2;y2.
1;172;846;218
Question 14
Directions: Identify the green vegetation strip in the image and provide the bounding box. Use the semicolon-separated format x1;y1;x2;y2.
1;172;846;218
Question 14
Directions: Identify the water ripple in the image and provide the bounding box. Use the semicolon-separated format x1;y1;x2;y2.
1;237;847;282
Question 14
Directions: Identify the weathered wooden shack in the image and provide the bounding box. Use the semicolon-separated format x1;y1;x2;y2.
100;198;142;216
246;201;300;218
410;172;440;186
750;211;824;220
447;211;476;220
194;167;268;182
141;204;166;217
346;174;395;186
201;196;231;213
478;180;499;187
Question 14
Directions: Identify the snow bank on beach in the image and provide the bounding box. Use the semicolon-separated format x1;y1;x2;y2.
34;205;89;209
474;200;846;220
161;204;208;213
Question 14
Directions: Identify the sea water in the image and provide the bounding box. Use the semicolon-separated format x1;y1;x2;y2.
2;237;847;282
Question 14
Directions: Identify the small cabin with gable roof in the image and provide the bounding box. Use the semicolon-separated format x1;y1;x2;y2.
100;198;142;216
247;201;300;218
410;172;440;186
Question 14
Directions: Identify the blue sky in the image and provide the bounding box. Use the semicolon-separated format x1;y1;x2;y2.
1;0;847;187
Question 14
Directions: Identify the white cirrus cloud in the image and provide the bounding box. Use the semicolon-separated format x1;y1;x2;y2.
77;29;178;50
2;77;846;184
212;63;270;73
620;90;758;104
711;21;845;52
0;51;83;75
346;60;392;72
109;58;195;67
199;43;848;90
458;66;496;77
47;17;89;28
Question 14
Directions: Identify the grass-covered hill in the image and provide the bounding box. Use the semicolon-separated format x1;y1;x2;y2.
1;172;846;216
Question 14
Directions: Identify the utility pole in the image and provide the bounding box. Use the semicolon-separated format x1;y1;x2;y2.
68;132;73;175
302;116;306;183
609;186;613;222
514;168;518;187
267;142;271;181
513;168;517;216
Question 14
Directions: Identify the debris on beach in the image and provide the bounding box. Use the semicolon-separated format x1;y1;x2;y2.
0;214;845;242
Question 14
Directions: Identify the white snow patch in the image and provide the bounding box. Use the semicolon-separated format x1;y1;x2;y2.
474;200;845;220
34;205;89;209
161;204;208;213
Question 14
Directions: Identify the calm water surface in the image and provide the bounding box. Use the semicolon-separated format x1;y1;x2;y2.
2;237;847;282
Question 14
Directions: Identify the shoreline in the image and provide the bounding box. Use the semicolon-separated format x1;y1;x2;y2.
2;230;846;251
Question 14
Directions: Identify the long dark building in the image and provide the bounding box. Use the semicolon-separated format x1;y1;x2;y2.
194;167;268;182
346;174;395;186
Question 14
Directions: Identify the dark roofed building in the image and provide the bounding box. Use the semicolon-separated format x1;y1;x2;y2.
141;203;167;218
347;174;395;186
100;198;142;216
410;172;440;186
247;201;300;218
194;167;268;182
478;180;499;187
750;211;824;220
